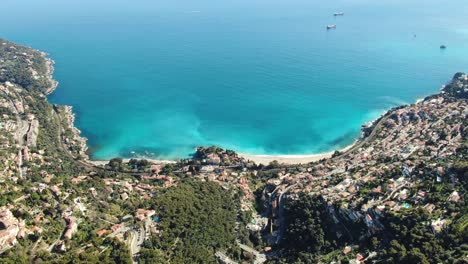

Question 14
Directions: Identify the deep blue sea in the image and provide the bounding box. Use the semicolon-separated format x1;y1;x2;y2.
1;0;467;159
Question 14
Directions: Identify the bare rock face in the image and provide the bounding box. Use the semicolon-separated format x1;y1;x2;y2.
0;206;20;254
26;119;39;147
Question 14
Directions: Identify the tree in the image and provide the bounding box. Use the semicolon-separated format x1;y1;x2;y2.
402;248;429;264
139;248;165;264
140;180;238;263
279;194;337;262
108;158;123;171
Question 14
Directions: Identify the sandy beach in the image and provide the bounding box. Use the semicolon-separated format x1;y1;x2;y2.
239;152;333;165
89;153;336;167
87;144;357;166
239;144;355;165
88;151;341;167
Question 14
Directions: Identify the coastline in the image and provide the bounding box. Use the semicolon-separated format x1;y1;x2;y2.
223;87;450;165
39;48;447;167
41;51;89;159
239;144;355;165
36;47;386;167
41;51;59;96
86;148;349;166
239;152;334;165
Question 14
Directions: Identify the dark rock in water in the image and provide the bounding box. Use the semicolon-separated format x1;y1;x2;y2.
440;45;447;49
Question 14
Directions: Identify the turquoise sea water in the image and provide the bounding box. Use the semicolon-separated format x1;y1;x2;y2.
1;0;468;159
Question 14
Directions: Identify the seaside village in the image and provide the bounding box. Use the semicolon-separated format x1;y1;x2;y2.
0;38;467;263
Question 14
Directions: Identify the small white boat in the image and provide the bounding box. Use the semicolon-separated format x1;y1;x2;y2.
327;24;337;29
334;12;344;16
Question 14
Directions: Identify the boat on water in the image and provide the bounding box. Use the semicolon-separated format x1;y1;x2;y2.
334;12;344;16
327;24;337;30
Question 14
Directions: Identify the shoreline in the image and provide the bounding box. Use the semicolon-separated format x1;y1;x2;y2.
39;46;444;167
82;92;438;166
39;49;359;167
239;143;355;165
81;114;383;166
86;143;357;166
236;92;435;165
41;51;59;96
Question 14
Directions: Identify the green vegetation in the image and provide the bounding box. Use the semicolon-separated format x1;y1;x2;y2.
0;41;52;93
377;208;466;263
139;180;239;263
273;194;339;263
270;153;467;263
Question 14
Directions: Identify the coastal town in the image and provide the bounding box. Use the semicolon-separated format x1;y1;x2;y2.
0;39;466;263
170;73;467;263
